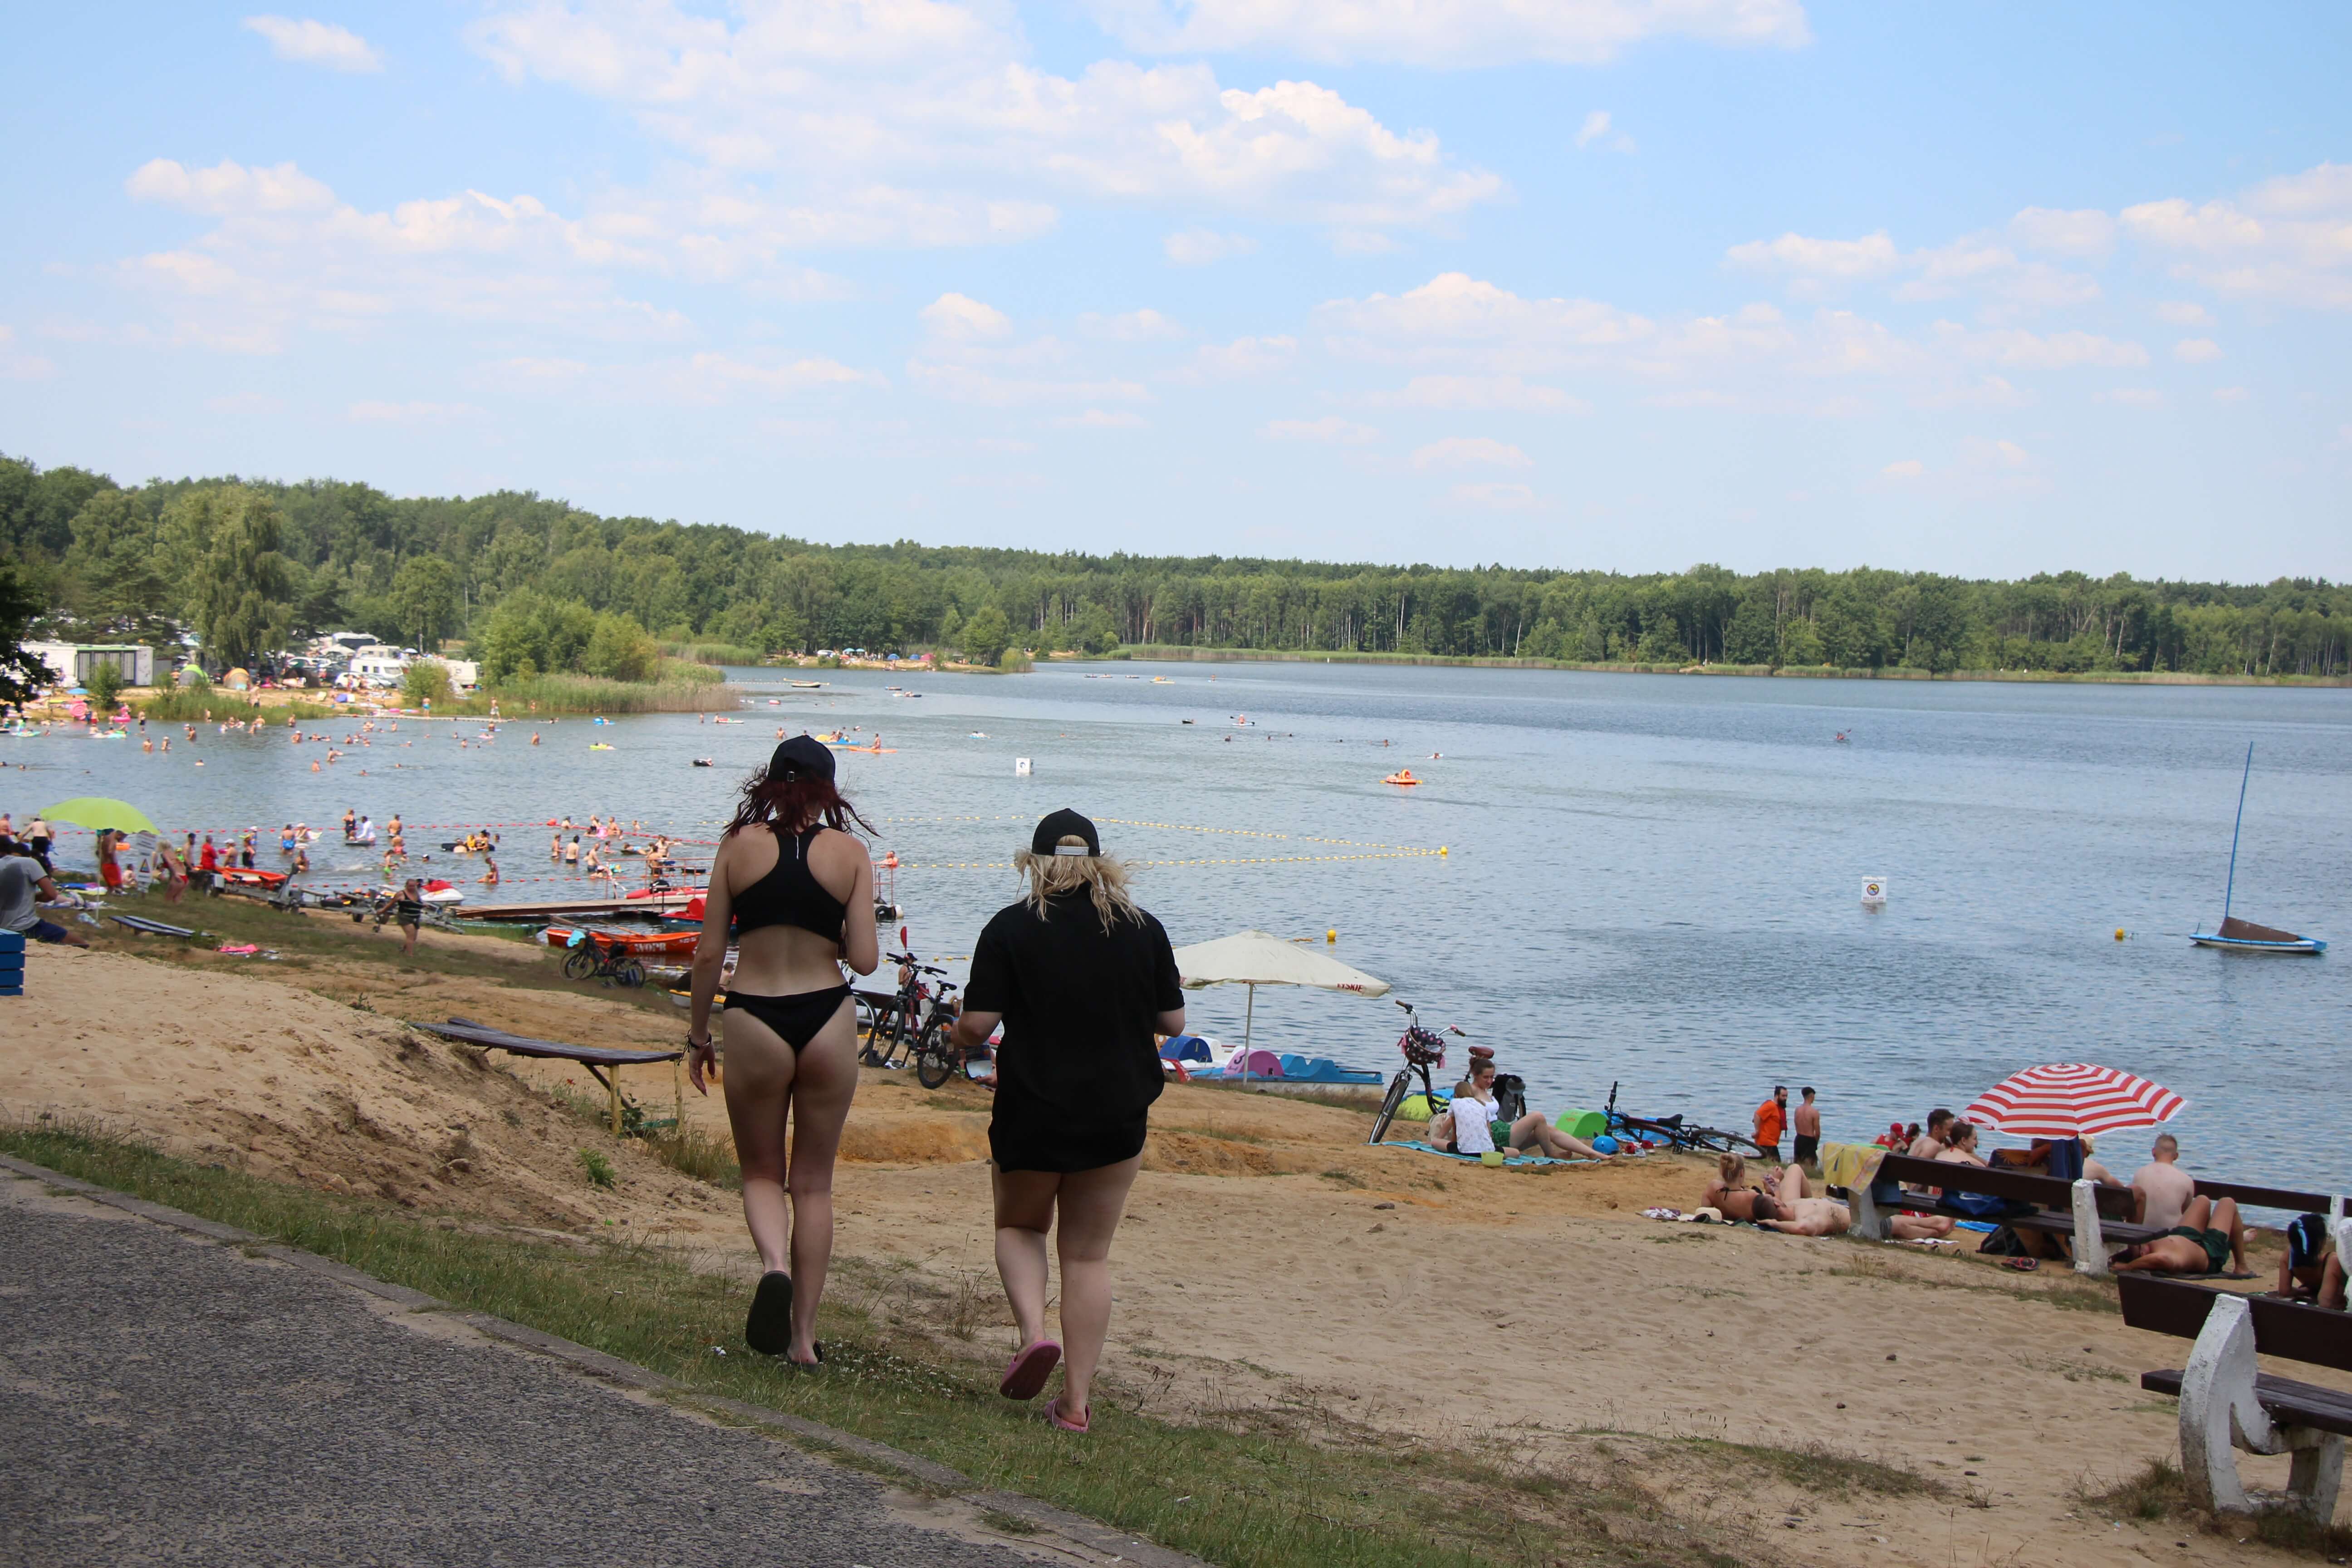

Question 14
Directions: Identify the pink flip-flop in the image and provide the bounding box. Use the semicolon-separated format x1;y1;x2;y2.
1048;1396;1089;1433
997;1338;1061;1401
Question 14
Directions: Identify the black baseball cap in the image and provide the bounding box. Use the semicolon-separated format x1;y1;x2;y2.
1031;808;1099;857
769;735;836;781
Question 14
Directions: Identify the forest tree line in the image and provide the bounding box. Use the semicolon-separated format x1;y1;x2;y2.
2;452;2346;680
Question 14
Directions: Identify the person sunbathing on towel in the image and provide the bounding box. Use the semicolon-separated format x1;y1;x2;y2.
2111;1193;2248;1276
1709;1154;1956;1239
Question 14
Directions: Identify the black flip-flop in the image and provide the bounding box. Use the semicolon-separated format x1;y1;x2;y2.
2003;1257;2039;1273
745;1270;794;1356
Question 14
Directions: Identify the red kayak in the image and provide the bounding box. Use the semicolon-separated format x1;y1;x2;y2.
541;926;700;958
220;868;289;889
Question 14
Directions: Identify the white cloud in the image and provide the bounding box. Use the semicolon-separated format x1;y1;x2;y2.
1319;272;1651;370
242;15;382;72
907;361;1148;407
1953;325;2148;370
1989;438;2029;468
1447;481;1536;509
1734;226;2095;312
1262;416;1376;444
684;352;886;397
1374;374;1583;411
2212;386;2249;403
2008;206;2113;257
2172;336;2223;363
1570;109;1634;153
1055;407;1148;428
1087;0;1809;68
2122;163;2352;310
1726;230;1901;282
348;400;485;424
1178;334;1296;380
468;2;1504;237
1080;308;1183;341
1412;436;1529;470
1164;228;1256;265
921;292;1012;341
2155;299;2211;325
0;324;54;381
118;158;694;354
1881;458;1925;479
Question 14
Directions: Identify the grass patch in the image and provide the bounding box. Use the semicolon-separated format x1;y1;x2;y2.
576;1148;618;1189
1675;1437;1943;1500
137;689;341;723
641;1123;740;1189
2078;1458;2352;1557
659;641;764;668
0;1119;1760;1568
482;673;739;714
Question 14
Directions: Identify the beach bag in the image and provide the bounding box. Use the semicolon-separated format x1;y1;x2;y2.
1945;1190;2020;1218
1977;1225;2026;1256
1426;1110;1455;1148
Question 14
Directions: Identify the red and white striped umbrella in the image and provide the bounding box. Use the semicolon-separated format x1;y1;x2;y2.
1964;1063;2187;1138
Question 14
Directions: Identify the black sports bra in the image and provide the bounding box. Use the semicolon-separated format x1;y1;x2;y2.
730;826;847;940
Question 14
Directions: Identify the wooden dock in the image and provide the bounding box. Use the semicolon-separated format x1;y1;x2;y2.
465;892;699;922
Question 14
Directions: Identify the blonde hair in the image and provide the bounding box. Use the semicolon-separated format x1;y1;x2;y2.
1717;1152;1747;1186
1013;836;1142;931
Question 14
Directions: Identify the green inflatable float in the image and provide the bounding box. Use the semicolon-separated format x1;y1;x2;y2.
1555;1108;1607;1140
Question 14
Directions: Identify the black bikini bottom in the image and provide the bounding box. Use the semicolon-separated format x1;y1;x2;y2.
725;985;853;1051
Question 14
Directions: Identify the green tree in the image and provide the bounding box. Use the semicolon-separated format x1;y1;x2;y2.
583;611;657;681
402;659;454;707
390;556;461;653
86;660;126;710
180;487;294;671
65;490;176;645
959;604;1010;665
1073;603;1121;655
0;562;54;704
476;590;598;682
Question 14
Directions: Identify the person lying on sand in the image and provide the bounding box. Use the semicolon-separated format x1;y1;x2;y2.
2111;1194;2249;1276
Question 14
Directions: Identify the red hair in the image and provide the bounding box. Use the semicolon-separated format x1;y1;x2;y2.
725;764;873;840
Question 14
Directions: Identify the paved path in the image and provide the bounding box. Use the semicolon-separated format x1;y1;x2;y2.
0;1165;1187;1568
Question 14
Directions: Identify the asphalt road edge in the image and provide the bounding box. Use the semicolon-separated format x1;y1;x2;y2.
0;1152;1209;1568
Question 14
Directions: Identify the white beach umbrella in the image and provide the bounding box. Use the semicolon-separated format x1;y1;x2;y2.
1171;930;1390;1079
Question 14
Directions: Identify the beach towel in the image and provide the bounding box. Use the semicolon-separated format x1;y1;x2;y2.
1384;1140;1591;1169
1818;1141;1879;1192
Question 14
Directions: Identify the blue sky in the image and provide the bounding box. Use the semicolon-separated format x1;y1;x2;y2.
4;2;2348;579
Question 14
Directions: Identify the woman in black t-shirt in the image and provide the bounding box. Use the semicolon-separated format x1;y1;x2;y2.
948;809;1186;1434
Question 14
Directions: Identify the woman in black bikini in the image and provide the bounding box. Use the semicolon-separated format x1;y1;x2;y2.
686;736;879;1366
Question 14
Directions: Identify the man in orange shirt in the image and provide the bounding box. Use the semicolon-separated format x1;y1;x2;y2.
1754;1085;1788;1164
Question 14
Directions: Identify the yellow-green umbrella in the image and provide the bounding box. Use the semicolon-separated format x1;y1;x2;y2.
39;797;160;835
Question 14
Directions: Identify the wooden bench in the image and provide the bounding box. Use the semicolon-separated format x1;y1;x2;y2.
1850;1153;2165;1275
2119;1266;2352;1521
2192;1178;2348;1225
414;1017;683;1135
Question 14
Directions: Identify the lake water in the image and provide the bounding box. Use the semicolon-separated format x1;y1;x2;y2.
10;662;2348;1197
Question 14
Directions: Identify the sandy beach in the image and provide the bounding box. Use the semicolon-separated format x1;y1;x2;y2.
5;927;2345;1566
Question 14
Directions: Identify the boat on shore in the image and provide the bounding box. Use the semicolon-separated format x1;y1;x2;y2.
2190;743;2326;955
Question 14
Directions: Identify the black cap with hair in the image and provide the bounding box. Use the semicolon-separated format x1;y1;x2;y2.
1030;808;1099;857
769;734;836;782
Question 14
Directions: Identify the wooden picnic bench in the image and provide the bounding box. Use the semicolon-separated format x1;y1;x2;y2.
412;1016;683;1135
2119;1265;2352;1521
2190;1178;2348;1223
1850;1153;2166;1274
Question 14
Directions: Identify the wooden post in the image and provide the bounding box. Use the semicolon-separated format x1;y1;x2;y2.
609;1065;622;1136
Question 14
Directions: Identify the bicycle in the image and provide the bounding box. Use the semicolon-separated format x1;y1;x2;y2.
1366;1000;1469;1145
559;927;647;989
1599;1080;1765;1158
859;946;940;1068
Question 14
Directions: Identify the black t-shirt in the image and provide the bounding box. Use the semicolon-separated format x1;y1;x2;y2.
964;892;1182;1120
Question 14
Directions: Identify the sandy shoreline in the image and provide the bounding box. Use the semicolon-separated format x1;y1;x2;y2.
5;929;2344;1565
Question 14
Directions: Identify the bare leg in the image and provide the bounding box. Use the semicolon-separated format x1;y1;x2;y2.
993;1168;1061;1349
1772;1164;1812;1202
721;1013;801;1275
1049;1156;1141;1424
1891;1213;1956;1240
2210;1196;2245;1272
2322;1255;2346;1311
779;1001;859;1362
